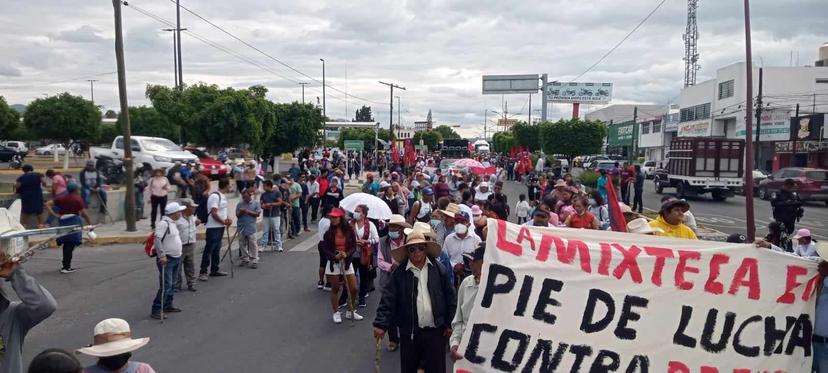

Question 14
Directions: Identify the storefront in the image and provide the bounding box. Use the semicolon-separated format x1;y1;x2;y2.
772;114;827;170
606;120;638;159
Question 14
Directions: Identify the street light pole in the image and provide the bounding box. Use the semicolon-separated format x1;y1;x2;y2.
175;0;183;89
299;82;307;104
395;95;401;137
320;59;326;142
379;81;406;145
484;109;488;141
87;79;98;106
112;0;136;232
742;0;756;241
162;28;179;88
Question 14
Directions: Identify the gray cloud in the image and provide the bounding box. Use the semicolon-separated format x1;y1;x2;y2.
0;63;22;77
52;25;107;43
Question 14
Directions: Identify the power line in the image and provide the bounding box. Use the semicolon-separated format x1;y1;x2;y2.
570;0;668;82
0;71;117;90
164;0;384;105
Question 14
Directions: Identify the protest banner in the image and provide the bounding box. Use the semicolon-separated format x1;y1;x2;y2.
454;220;820;373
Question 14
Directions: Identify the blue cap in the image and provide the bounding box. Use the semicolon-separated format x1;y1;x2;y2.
422;187;434;195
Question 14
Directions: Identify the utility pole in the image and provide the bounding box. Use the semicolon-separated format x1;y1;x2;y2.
87;79;98;106
378;81;406;144
528;94;532;125
320;59;326;141
484;109;488;141
298;82;307;104
112;0;136;232
792;103;800;165
396;96;401;137
541;74;548;122
175;0;183;89
632;106;638;160
754;67;763;168
742;0;756;242
162;28;180;88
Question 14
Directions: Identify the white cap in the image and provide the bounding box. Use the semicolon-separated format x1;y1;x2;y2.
164;202;186;215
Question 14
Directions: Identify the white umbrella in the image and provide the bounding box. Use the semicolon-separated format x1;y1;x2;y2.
339;193;393;220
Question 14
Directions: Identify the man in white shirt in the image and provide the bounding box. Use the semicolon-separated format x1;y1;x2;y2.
199;179;232;281
176;198;200;292
152;202;185;319
442;211;482;282
756;228;821;261
450;244;484;362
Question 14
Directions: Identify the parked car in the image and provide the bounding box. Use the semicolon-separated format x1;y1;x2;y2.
35;144;67;155
751;169;770;191
593;160;617;173
582;155;609;169
757;167;828;205
0;145;20;162
91;136;198;170
640;160;658;179
1;141;28;154
186;147;228;179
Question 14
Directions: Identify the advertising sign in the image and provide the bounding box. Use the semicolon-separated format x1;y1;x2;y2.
735;109;791;141
454;220;818;373
497;119;518;128
545;82;613;104
790;114;826;141
607;120;636;147
482;75;540;95
677;120;711;137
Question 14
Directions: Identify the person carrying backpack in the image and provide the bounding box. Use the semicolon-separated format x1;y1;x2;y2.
151;202;185;320
199;179;232;281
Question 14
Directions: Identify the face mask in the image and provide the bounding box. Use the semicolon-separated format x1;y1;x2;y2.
588;199;596;206
98;353;132;371
454;224;468;235
430;219;441;229
389;231;401;239
353;212;363;220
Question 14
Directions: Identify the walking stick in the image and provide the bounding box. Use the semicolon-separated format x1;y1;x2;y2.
375;338;382;373
159;259;165;324
220;227;240;278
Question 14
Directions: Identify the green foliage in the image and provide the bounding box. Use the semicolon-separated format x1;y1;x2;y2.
268;102;324;154
538;119;606;159
433;125;460;139
491;132;515;153
338;127;391;152
353;105;374;122
97;124;121;145
0;96;21;136
412;130;443;151
580;170;599;188
23;93;101;143
117;106;179;140
511;121;540;151
104;110;118;119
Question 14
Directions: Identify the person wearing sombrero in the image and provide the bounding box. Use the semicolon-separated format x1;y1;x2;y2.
376;214;411;352
649;199;697;240
434;203;461;247
76;318;155;373
373;230;456;373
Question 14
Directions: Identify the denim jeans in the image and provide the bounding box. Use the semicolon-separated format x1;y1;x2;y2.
258;216;282;249
81;187;108;209
291;206;301;235
200;227;224;274
152;255;181;314
815;341;828;372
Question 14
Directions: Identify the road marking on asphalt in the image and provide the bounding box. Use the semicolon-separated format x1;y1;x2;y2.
290;234;318;252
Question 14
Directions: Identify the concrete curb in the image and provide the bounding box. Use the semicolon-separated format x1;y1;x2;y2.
0;168;83;175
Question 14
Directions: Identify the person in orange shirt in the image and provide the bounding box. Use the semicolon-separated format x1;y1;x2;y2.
564;196;599;229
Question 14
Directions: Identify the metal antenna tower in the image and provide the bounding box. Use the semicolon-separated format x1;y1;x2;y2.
682;0;700;87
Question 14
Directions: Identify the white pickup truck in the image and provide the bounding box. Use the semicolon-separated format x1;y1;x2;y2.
91;136;198;170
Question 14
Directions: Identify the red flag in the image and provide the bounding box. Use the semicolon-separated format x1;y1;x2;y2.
510;148;516;158
518;145;524;154
404;139;415;166
391;140;400;163
605;176;628;232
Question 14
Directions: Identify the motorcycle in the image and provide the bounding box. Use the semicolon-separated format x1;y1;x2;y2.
8;153;24;170
95;154;125;185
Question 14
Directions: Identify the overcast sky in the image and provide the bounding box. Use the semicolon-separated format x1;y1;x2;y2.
0;0;825;138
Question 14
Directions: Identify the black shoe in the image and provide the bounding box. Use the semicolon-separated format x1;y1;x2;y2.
317;281;324;289
210;271;228;277
358;300;367;308
187;285;197;292
150;313;166;320
164;307;182;313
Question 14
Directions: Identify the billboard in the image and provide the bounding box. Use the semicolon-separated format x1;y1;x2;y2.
482;75;540;95
790;114;825;141
497;118;518;128
546;82;613;104
607;120;637;147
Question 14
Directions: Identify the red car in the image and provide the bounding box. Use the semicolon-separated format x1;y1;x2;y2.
757;167;828;205
186;148;228;180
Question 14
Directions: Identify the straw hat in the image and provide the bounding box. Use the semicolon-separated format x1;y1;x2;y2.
439;203;461;218
76;319;150;357
626;218;663;235
554;180;567;188
404;222;437;239
387;214;412;229
816;241;828;261
391;230;442;263
618;203;633;214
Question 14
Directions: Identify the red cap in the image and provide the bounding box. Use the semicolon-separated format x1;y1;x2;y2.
328;208;346;218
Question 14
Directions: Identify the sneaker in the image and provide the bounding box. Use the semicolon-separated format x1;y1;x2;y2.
358;300;367;308
60;268;76;274
250;263;258;269
323;284;332;292
198;273;209;282
345;310;364;320
277;247;284;252
210;271;229;277
150;312;166;320
163;306;182;313
338;302;348;309
333;312;342;324
317;281;324;289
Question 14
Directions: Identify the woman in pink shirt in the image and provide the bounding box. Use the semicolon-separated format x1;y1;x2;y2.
46;169;68;197
148;169;170;229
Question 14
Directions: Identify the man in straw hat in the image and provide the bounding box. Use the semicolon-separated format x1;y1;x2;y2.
373;230;456;373
151;202;185;320
376;214;411;352
626;217;663;235
649;199;697;240
0;250;57;373
434;202;461;247
76;318;155;372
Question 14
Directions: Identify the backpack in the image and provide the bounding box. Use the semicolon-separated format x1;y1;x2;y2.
144;221;170;257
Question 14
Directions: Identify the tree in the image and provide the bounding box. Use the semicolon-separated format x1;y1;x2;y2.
0;96;20;136
104;109;118;119
267;102;324;154
538;119;606;159
434;125;460;139
337;127;391;152
353;105;374;122
116;106;179;140
511;121;540;151
412;130;443;151
24;93;101;143
491;132;515;153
